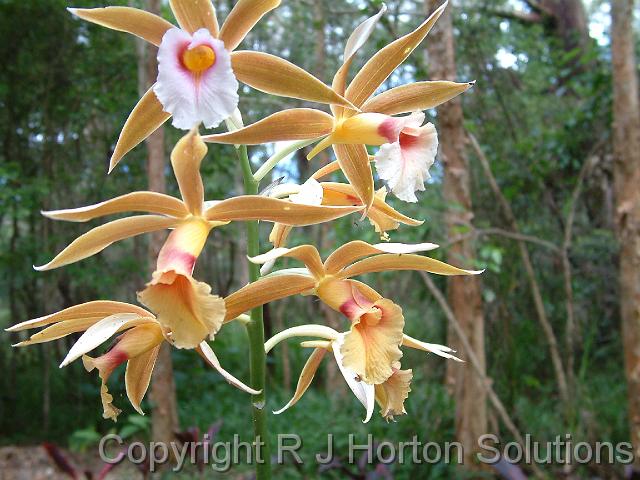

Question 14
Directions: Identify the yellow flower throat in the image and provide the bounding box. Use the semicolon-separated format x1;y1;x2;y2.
183;45;216;73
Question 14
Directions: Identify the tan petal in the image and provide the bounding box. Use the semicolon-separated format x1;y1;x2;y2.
169;0;218;36
375;367;412;420
324;240;438;275
125;344;161;415
224;274;316;322
231;51;354;107
138;274;225;349
219;0;281;51
345;1;448;108
7;301;152;333
201;109;333;145
205;196;360;225
333;143;374;211
197;342;260;394
312;160;342;180
249;246;325;279
341;298;404;384
274;347;326;414
338;253;483;280
35;215;180;271
69;7;173;46
362;81;474;115
110;86;171;173
171;131;207;216
42;192;188;222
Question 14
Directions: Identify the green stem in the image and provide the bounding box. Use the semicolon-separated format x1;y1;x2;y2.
238;145;271;479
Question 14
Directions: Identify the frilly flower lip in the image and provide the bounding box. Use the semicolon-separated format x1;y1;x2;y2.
374;111;438;203
155;28;239;130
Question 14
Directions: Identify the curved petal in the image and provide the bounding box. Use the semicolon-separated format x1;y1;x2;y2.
333;334;376;423
201;109;333;145
60;313;150;367
338;253;483;280
171;131;207;215
42;192;188;222
7;301;152;333
331;4;387;118
35;216;180;271
125;344;160;414
333;143;374;211
249;246;324;279
138;274;225;349
219;0;281;51
264;325;340;354
363;81;474;115
169;0;218;36
110;86;171;173
197;342;261;394
224;274;316;322
324;240;438;275
402;334;462;361
68;7;173;46
231;51;355;108
205;196;361;225
274;347;326;414
345;1;448;108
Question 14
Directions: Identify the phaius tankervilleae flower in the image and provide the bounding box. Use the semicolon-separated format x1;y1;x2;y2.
264;326;459;422
223;241;480;385
202;1;473;208
35;131;361;347
6;301;258;420
70;0;355;171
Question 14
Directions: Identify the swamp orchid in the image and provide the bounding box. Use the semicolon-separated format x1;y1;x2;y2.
203;2;473;208
265;329;458;422
6;301;257;420
71;0;355;171
35;130;361;348
224;241;480;385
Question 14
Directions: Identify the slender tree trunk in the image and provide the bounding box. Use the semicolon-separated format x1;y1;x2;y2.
611;0;640;468
426;0;487;468
136;0;180;447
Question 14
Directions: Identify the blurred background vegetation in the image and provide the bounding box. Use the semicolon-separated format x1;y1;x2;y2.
0;0;639;478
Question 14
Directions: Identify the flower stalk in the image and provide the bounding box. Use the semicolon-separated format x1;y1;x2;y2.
238;144;272;479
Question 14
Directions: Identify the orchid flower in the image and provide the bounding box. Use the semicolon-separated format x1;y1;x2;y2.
264;327;460;422
223;241;481;384
35;131;361;348
35;131;361;273
71;0;355;172
6;301;258;421
202;2;473;208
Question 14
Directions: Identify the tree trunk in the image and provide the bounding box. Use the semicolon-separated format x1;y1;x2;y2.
426;0;487;468
136;0;180;448
611;0;640;468
537;0;590;54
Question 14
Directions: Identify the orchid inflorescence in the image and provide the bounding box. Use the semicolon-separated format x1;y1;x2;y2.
8;0;479;427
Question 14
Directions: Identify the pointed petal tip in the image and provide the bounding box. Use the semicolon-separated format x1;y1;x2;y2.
67;7;78;14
